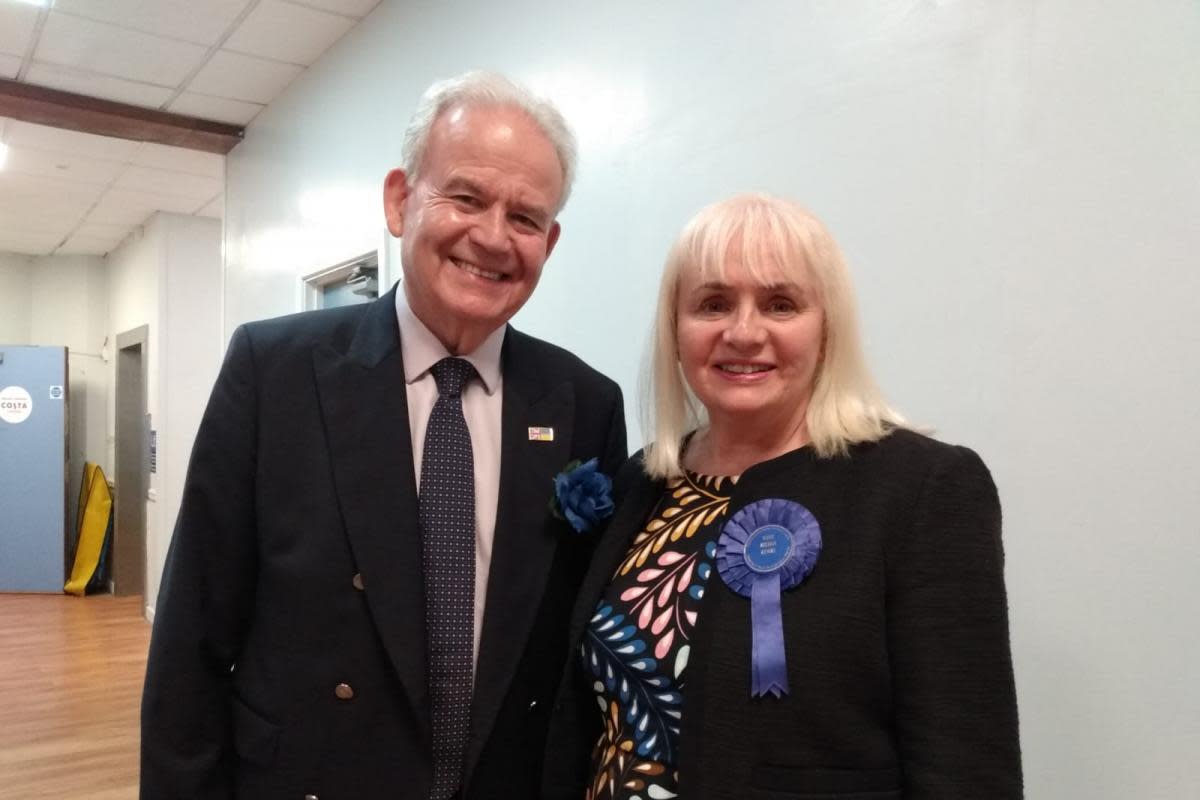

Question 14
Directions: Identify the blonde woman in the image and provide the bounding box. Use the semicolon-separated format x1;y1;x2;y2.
543;194;1021;799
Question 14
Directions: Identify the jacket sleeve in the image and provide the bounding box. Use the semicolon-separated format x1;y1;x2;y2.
886;445;1023;798
141;325;260;799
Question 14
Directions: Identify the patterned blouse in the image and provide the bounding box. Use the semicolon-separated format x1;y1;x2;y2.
581;472;736;800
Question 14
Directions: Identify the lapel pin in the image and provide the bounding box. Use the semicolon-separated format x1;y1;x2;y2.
528;426;554;442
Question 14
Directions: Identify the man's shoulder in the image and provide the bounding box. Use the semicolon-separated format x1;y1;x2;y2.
236;301;380;357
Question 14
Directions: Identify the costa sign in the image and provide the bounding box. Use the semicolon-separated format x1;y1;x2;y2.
0;386;33;424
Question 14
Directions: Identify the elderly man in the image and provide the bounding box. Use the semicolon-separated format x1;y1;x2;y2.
141;72;626;800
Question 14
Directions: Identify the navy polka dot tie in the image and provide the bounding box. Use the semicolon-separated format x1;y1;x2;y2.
420;357;476;800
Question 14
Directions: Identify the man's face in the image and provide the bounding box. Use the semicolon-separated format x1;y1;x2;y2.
384;104;564;353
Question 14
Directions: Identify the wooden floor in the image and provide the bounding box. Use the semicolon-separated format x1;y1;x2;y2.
0;593;150;799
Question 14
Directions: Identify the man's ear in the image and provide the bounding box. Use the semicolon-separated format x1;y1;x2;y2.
545;220;562;259
383;168;411;237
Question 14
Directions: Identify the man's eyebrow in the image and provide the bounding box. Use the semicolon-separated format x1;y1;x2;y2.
443;176;485;195
512;199;552;221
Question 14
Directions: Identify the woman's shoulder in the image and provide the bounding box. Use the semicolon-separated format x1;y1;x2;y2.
850;427;996;497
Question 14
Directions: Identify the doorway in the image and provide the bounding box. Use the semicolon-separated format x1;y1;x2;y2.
113;326;148;598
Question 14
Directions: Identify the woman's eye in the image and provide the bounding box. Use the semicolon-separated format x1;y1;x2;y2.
698;298;728;313
767;298;797;314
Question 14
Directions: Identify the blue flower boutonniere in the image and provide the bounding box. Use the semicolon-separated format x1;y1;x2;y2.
550;457;614;534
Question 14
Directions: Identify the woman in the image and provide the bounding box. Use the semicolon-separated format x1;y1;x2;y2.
543;194;1021;799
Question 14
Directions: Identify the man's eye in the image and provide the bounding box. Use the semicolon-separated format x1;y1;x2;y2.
453;194;481;208
512;214;541;231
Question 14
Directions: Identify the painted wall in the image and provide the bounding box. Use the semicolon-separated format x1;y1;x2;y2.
28;255;110;542
0;253;33;345
155;214;222;614
222;1;1200;797
105;212;222;613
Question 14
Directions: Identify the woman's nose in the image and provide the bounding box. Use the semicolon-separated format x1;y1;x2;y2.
723;308;767;347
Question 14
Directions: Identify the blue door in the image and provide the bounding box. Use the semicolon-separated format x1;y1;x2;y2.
0;346;67;592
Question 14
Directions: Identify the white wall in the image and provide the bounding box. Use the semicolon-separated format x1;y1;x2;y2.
156;214;222;613
29;255;110;534
106;213;222;612
222;1;1199;797
0;253;33;345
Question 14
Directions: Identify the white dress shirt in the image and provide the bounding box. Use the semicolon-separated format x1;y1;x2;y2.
396;287;505;669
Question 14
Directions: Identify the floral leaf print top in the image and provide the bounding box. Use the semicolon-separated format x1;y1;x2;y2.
581;472;736;800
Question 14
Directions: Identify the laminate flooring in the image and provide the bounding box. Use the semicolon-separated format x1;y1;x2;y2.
0;594;149;799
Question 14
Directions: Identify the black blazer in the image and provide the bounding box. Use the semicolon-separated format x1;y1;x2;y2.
544;429;1021;800
141;284;626;800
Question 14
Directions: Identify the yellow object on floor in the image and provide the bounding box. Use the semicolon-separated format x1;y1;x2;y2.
64;463;113;596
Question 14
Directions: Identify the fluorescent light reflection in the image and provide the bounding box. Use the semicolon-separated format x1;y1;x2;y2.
0;142;8;170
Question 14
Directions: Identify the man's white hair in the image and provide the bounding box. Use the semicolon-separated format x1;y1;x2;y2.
400;71;578;212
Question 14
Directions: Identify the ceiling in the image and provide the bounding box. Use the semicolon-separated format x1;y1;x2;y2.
0;0;382;257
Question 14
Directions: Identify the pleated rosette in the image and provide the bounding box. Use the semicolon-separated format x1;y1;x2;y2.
716;498;822;698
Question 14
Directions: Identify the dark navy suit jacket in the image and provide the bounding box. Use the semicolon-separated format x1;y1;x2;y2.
142;284;626;799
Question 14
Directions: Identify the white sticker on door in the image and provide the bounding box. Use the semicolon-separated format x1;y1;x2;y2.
0;386;33;424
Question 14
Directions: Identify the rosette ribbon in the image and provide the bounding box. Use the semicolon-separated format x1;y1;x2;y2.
716;498;822;698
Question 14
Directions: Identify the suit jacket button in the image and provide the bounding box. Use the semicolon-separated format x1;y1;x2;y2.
351;573;364;591
334;683;355;700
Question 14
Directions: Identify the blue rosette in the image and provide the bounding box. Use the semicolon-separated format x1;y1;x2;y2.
716;498;822;698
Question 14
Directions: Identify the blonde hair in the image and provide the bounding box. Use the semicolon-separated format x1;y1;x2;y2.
642;193;906;478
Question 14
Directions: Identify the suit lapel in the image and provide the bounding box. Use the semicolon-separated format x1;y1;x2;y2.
312;286;430;734
464;330;572;776
566;469;662;657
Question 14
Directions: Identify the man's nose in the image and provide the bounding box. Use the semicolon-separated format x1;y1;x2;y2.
469;205;512;253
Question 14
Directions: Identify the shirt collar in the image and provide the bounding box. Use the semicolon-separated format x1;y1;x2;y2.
395;284;504;394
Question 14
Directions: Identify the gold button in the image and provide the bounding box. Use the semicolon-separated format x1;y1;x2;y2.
334;683;354;700
351;573;364;591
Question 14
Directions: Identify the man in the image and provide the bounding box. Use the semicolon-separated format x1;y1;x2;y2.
141;72;627;800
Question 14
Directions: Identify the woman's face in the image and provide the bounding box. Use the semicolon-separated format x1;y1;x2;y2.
675;251;825;435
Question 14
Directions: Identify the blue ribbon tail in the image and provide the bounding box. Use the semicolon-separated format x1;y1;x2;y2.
749;572;788;698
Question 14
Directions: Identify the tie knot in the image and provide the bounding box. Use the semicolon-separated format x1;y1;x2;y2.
430;357;475;398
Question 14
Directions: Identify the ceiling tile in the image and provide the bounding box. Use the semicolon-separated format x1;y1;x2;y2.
133;142;225;178
0;3;39;57
75;221;131;240
113;165;222;200
288;0;383;19
168;92;264;125
196;194;224;219
51;0;251;48
89;187;198;226
0;213;71;238
6;119;142;160
56;234;123;256
0;230;63;256
0;171;103;217
1;142;125;185
26;62;175;109
36;12;208;86
225;0;356;66
0;53;21;80
188;50;304;104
